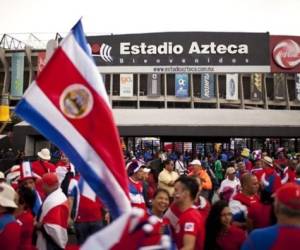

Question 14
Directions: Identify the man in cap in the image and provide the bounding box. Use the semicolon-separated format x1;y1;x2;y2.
31;148;56;179
127;160;147;210
36;173;69;250
188;159;212;200
242;183;300;249
218;167;241;202
240;148;253;171
0;182;21;250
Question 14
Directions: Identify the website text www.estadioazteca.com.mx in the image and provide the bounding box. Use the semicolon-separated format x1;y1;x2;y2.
153;66;215;73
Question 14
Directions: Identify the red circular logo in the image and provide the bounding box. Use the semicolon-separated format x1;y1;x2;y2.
91;43;100;54
273;39;300;69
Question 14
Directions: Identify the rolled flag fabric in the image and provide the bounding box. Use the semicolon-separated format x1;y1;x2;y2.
81;208;173;250
14;20;131;219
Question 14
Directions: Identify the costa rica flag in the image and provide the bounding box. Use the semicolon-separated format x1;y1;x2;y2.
15;20;131;219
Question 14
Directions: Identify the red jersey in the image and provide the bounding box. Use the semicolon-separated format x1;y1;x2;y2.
128;178;146;211
164;204;205;250
194;195;211;223
216;225;246;250
251;168;265;182
17;210;36;250
31;160;56;178
76;196;103;223
0;213;21;250
232;192;272;229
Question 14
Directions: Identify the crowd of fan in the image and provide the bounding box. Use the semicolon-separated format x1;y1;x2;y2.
0;146;300;250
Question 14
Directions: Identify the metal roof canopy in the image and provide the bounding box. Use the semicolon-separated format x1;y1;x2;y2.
14;109;300;138
113;109;300;137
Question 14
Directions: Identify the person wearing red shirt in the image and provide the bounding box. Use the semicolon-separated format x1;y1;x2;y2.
67;175;104;245
164;176;205;250
261;156;282;204
0;183;21;250
230;173;272;231
36;173;69;250
205;200;246;250
127;160;147;211
242;183;300;250
31;148;56;179
16;186;37;250
251;159;265;182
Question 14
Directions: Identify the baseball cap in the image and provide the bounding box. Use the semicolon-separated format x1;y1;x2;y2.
42;173;59;187
275;183;300;210
0;183;18;208
189;160;201;166
127;160;145;176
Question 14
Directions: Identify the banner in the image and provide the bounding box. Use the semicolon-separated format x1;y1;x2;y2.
87;32;270;73
296;74;300;101
10;52;25;97
175;74;189;97
37;52;46;75
147;73;161;97
15;20;131;219
273;73;286;101
201;73;215;99
0;94;10;122
270;35;300;73
250;73;263;101
120;74;133;97
226;74;239;100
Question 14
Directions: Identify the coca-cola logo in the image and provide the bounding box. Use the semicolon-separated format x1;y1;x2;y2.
273;39;300;69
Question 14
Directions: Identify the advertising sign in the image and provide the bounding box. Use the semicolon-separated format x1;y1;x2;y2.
10;52;25;97
296;74;300;101
87;32;270;73
175;74;189;97
226;74;239;100
200;73;215;99
270;35;300;73
147;73;161;97
273;73;286;101
120;74;134;97
250;73;263;101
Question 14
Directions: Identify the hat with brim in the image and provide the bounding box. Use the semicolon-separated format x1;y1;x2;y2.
0;171;5;180
37;148;51;160
262;156;273;167
0;183;18;208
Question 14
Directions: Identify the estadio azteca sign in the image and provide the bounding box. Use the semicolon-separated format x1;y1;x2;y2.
271;35;300;73
87;32;270;73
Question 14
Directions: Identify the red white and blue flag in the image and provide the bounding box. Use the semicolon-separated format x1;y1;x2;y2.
15;20;131;219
